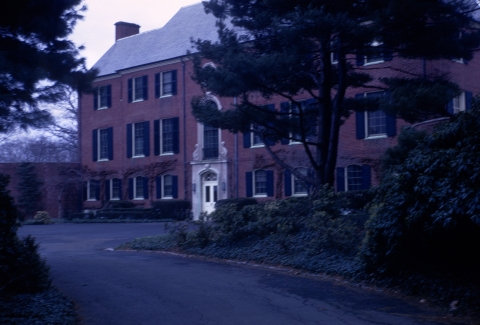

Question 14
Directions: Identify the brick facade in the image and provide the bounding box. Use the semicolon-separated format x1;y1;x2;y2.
79;4;480;220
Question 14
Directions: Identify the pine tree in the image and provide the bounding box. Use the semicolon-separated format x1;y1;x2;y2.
0;0;96;134
191;0;480;190
16;163;44;220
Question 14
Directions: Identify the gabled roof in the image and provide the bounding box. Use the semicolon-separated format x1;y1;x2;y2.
92;2;219;77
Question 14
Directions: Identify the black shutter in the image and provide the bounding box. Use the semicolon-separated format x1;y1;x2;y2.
126;124;132;158
143;177;149;199
119;180;123;200
284;169;292;197
142;75;148;100
386;114;397;137
154;120;160;155
243;130;251;148
155;73;160;98
128;178;134;199
356;111;366;139
356;53;365;66
171;70;177;95
336;167;345;192
355;93;366;139
466;91;473;111
127;78;132;103
108;127;113;160
361;165;371;190
92;129;98;161
172;117;180;154
143;121;150;157
156;176;162;199
447;99;454;114
266;170;274;197
172;175;178;198
106;85;112;108
280;102;290;144
105;179;110;201
93;88;98;110
246;172;253;197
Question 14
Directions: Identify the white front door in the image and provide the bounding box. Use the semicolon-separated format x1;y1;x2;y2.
202;172;218;214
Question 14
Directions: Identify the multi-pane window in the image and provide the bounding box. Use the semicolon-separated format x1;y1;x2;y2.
254;170;267;196
162;119;174;153
155;70;177;97
99;129;109;160
203;124;219;159
134;122;144;157
365;40;384;65
128;76;148;102
251;124;264;147
134;77;144;101
134;176;144;199
111;178;121;200
365;92;386;137
293;169;308;196
87;180;99;201
94;85;111;110
346;165;363;191
163;175;173;198
92;128;113;162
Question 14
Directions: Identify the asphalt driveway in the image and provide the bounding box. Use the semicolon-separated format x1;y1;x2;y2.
19;223;466;325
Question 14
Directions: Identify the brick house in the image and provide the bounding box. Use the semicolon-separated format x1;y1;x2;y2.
79;3;480;220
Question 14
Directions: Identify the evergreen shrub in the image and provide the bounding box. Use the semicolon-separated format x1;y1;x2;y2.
151;200;191;220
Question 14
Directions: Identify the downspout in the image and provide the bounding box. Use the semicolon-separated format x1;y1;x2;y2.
234;96;239;198
181;57;188;200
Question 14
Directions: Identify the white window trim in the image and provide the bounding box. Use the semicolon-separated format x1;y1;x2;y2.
253;170;268;198
160;119;175;155
97;86;109;110
110;178;121;201
344;165;363;192
364;40;384;66
160;175;174;199
133;176;145;200
250;124;265;148
132;122;145;158
160;71;174;98
97;128;110;161
363;92;387;139
87;180;97;201
453;92;466;114
292;174;308;197
132;77;145;103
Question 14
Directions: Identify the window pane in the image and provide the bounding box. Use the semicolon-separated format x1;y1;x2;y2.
111;178;120;199
99;129;109;160
134;123;144;156
134;77;143;100
203;124;219;159
162;71;172;96
99;86;108;108
162;119;173;153
367;110;386;136
254;170;267;195
163;175;173;197
347;165;362;191
135;177;144;198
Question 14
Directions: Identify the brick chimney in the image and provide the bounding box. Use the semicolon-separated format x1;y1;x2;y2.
114;22;140;41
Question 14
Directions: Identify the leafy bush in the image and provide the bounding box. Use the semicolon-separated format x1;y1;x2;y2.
362;105;480;277
0;173;51;294
151;200;191;221
104;200;135;209
96;208;152;220
33;211;52;225
214;197;257;210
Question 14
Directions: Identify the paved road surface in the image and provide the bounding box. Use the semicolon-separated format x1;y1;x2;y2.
19;224;463;325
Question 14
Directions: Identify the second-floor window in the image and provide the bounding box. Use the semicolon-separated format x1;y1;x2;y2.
355;92;396;139
93;85;111;110
92;127;113;162
127;122;150;158
128;76;148;102
203;124;219;159
155;70;177;97
154;117;179;155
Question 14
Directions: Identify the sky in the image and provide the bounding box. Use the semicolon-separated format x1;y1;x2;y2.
70;0;202;69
